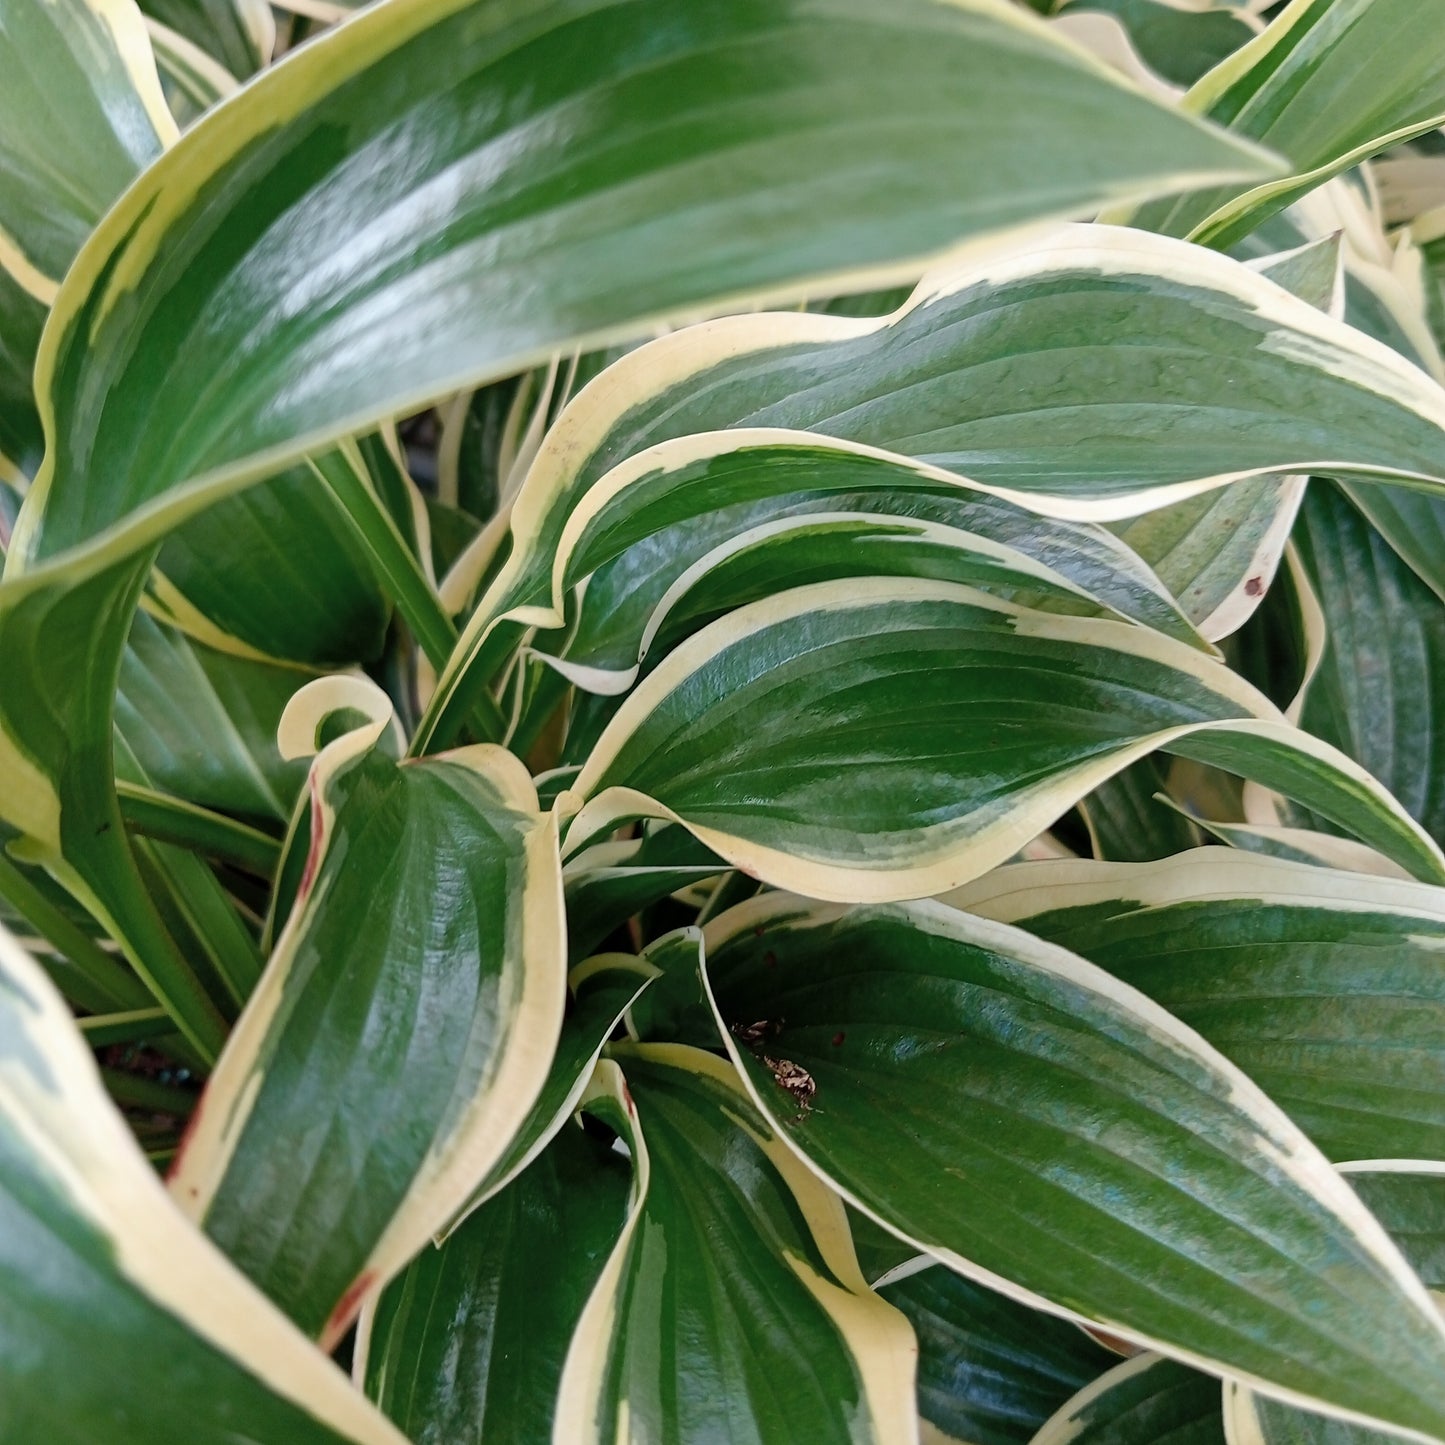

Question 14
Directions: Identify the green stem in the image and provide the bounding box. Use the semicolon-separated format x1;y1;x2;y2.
117;782;282;877
0;849;151;1013
79;1007;175;1047
312;444;508;743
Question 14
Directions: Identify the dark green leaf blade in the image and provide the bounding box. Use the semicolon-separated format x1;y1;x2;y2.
699;895;1445;1441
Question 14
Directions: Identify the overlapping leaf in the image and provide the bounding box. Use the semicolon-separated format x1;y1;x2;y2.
876;1262;1115;1445
1224;1163;1445;1445
1128;0;1445;246
699;895;1445;1440
1290;482;1445;845
554;1045;917;1445
946;849;1445;1162
359;1103;636;1445
560;578;1444;901
1033;1355;1225;1445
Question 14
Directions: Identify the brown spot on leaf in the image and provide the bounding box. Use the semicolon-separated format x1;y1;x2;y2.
1244;576;1264;597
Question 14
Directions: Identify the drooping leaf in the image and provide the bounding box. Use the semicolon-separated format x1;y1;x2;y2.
877;1262;1115;1445
561;578;1445;901
0;921;408;1444
25;0;1275;575
1103;234;1339;642
421;223;1445;737
946;848;1445;1162
555;1044;918;1445
0;0;1276;1000
168;682;566;1347
698;895;1445;1441
1032;1354;1225;1445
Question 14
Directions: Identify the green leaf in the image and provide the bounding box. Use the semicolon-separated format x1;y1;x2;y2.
1108;476;1304;639
556;1044;918;1445
152;458;396;667
117;608;312;824
1033;1354;1225;1445
0;553;232;1061
1224;1163;1445;1445
1080;757;1201;862
359;1111;635;1445
1127;0;1445;247
562;577;1445;901
22;0;1275;575
135;0;271;77
698;895;1445;1440
0;921;409;1444
563;825;725;962
168;681;566;1346
1291;482;1445;844
0;0;172;293
1060;0;1258;88
948;848;1445;1162
876;1262;1115;1445
0;268;45;479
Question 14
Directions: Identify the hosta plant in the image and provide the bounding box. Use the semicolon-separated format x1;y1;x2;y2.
6;0;1445;1439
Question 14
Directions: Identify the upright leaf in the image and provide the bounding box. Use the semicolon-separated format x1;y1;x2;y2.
169;683;567;1346
555;1045;918;1445
359;1110;636;1445
1128;0;1445;246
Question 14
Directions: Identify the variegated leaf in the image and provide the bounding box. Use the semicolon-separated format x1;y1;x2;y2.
698;895;1445;1442
168;681;566;1346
